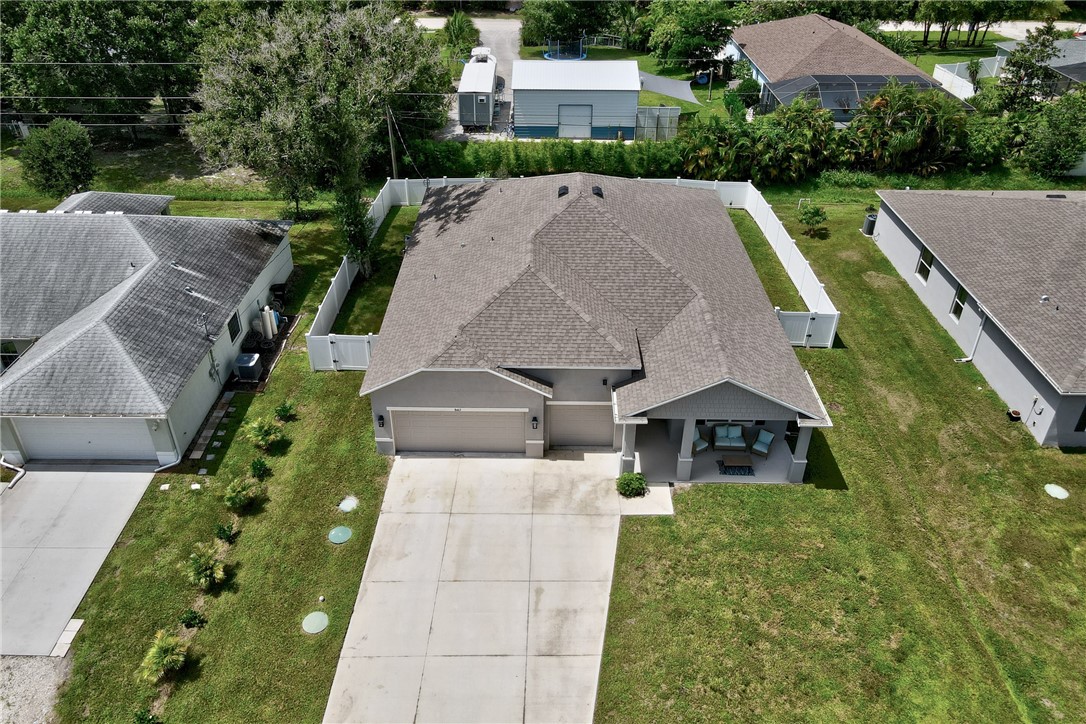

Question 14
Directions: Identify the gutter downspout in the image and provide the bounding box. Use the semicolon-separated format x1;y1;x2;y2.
954;313;987;363
154;417;184;473
1;456;26;490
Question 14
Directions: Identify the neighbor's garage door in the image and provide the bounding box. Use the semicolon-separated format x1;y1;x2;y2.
392;410;525;454
15;417;157;461
558;105;593;138
548;404;614;447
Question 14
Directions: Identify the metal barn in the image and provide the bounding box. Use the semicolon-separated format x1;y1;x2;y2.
458;47;498;130
511;61;641;139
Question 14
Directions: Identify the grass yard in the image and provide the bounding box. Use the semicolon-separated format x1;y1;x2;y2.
48;203;401;723
597;185;1086;721
886;30;1012;76
728;209;806;311
331;206;420;335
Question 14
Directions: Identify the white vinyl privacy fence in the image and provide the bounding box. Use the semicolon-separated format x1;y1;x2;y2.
933;56;1005;100
307;176;839;371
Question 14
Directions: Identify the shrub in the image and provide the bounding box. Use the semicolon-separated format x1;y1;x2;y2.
224;477;263;512
215;521;238;543
735;77;761;108
817;169;879;188
250;457;271;481
137;630;188;683
1020;90;1086;178
179;608;207;629
799;204;828;236
133;709;163;724
186;541;225;590
274;400;297;422
616;472;648;498
243;417;285;451
963;115;1011;170
19;119;97;198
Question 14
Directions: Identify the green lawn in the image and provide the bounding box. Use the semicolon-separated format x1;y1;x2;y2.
50;203;396;723
331;206;420;335
597;187;1086;721
728;209;806;311
886;30;1012;76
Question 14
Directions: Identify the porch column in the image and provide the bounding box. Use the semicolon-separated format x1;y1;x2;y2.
676;417;695;481
788;426;813;483
619;423;637;474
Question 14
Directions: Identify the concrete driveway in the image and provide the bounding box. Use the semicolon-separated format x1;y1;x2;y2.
0;466;154;655
324;453;670;724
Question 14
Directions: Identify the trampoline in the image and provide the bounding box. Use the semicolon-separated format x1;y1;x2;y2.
544;36;587;61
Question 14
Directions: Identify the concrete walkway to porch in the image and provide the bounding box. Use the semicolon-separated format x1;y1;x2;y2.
323;452;670;724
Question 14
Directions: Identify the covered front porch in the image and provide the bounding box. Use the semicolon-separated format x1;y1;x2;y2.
622;418;811;484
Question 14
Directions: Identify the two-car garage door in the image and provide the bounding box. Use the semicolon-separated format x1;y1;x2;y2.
14;417;158;461
392;409;526;454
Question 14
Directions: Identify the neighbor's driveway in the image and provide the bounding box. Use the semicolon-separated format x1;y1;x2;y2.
324;452;670;724
0;466;154;655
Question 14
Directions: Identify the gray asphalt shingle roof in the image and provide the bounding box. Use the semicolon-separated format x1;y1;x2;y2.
361;173;825;421
878;189;1086;394
732;14;936;84
52;191;174;215
0;208;290;416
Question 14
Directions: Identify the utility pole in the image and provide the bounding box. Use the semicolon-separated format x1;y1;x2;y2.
386;106;399;180
707;66;714;102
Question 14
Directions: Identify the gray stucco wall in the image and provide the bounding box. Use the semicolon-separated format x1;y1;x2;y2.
368;370;545;455
642;381;796;421
513;89;638;130
527;368;632;402
872;204;1074;446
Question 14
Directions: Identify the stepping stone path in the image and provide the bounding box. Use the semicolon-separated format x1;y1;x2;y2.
190;391;235;460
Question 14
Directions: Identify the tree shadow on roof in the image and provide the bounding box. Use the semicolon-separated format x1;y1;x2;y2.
415;182;491;238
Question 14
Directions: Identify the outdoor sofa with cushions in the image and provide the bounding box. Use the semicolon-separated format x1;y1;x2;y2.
713;424;746;451
751;428;775;458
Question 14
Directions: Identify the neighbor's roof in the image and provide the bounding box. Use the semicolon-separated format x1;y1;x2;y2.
459;56;497;94
732;14;935;84
512;61;641;91
0;206;290;416
996;37;1086;84
360;173;826;422
52;190;174;215
877;189;1086;394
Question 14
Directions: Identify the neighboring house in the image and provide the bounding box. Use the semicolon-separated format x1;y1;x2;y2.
996;37;1086;96
872;190;1085;448
359;173;831;483
727;14;945;123
512;61;640;139
0;193;293;465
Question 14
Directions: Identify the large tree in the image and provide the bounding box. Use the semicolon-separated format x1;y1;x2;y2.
519;0;615;46
998;20;1062;110
646;0;734;72
1;1;200;129
188;2;448;271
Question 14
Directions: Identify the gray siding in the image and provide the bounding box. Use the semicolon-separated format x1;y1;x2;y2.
458;92;494;127
369;370;544;455
873;204;1076;446
513;89;638;129
642;381;796;421
526;368;632;401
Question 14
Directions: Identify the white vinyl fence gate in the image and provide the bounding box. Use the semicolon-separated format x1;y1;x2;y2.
306;176;840;372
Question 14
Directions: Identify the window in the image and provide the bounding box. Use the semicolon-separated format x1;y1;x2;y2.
227;311;242;342
1076;405;1086;433
916;247;934;282
950;285;968;320
0;341;19;371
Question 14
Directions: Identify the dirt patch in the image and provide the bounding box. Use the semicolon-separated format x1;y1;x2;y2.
837;249;864;262
0;654;72;724
871;385;921;432
862;270;901;289
827;401;844;413
187;166;262;188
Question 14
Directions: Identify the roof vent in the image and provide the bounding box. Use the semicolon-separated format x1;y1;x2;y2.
558;185;569;197
184;285;196;295
1040;294;1051;304
170;260;181;268
1045;194;1066;199
592;185;603;198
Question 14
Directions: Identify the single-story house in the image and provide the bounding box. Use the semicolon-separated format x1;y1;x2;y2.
0;193;293;465
359;173;831;483
512;61;640;139
727;14;947;123
996;37;1086;96
872;190;1085;448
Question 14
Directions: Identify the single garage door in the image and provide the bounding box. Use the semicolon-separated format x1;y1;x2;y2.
558;104;593;138
392;409;525;454
15;417;157;461
548;404;614;447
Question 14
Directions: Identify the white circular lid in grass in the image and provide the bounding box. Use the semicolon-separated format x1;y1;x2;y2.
302;611;328;634
328;526;353;544
1044;484;1069;500
338;496;358;512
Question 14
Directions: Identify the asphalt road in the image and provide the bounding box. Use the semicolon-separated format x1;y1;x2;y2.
416;16;522;89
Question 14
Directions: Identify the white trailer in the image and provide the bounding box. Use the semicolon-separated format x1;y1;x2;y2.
458;48;498;130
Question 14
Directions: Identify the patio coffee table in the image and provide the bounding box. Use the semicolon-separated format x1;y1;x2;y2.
719;452;755;476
